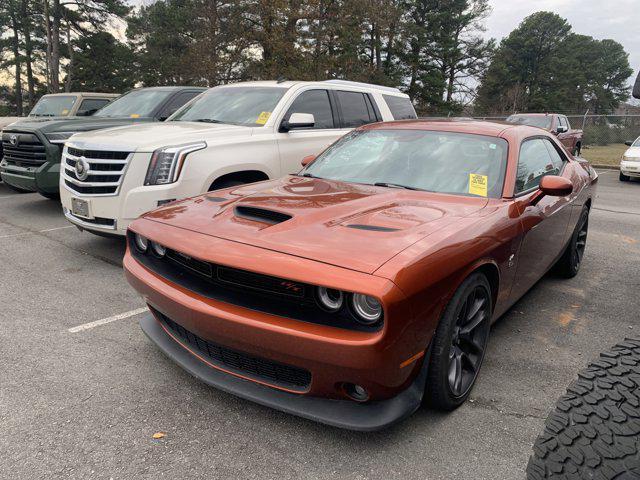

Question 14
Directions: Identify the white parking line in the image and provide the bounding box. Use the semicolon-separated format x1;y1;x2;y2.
0;193;38;200
0;225;75;239
68;307;149;333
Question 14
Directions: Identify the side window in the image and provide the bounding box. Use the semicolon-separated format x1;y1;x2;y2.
77;99;110;116
557;116;567;129
562;116;571;130
336;91;373;128
516;138;560;193
160;91;202;119
383;94;417;120
543;138;566;171
283;89;334;129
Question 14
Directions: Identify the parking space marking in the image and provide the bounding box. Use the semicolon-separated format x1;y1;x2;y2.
68;307;149;333
0;225;75;239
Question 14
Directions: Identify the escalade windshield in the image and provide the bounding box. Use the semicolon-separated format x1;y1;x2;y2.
170;86;287;126
301;129;508;198
95;89;173;118
29;96;77;117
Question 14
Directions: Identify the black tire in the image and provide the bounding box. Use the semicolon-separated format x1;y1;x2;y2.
554;206;589;278
526;338;640;480
620;172;631;182
572;143;581;156
39;191;60;200
425;272;492;410
208;179;244;191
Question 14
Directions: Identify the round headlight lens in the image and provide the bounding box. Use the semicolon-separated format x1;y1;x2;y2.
351;294;382;324
150;241;166;257
134;233;148;253
316;287;344;312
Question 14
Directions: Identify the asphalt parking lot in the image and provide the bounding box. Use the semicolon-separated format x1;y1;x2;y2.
1;169;639;480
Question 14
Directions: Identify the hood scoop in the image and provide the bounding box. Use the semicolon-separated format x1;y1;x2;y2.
233;205;292;225
346;224;399;232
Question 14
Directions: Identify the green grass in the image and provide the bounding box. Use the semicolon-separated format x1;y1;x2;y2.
580;144;627;166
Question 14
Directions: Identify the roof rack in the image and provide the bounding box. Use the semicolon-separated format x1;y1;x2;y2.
323;80;402;94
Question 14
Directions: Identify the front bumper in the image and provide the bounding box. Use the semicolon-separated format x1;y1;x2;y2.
0;156;60;194
621;160;640;177
141;312;427;431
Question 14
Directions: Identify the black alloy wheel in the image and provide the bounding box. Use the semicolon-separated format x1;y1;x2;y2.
554;206;590;278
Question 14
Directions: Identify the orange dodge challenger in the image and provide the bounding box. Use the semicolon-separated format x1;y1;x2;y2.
124;120;597;430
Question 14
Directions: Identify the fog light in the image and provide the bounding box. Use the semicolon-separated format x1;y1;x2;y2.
316;287;344;312
351;294;382;324
344;383;369;402
150;241;166;257
134;233;148;253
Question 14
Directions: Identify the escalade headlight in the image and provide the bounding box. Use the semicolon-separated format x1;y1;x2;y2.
144;142;206;185
44;132;77;144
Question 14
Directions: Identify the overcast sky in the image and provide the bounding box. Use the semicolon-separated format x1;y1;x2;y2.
484;0;640;87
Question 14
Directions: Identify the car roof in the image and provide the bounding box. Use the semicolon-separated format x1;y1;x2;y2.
42;92;119;98
134;86;207;92
508;113;553;117
214;80;408;97
361;118;546;138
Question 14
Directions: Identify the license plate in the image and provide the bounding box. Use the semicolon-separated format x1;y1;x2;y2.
71;198;90;218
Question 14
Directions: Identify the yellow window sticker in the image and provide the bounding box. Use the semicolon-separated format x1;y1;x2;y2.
469;174;488;197
256;111;271;125
130;113;140;118
61;109;69;115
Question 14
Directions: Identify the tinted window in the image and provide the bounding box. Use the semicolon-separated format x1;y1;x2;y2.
383;95;417;120
284;90;334;129
543;139;566;170
516;138;561;193
336;91;372;128
303;129;508;198
161;91;202;119
77;99;110;116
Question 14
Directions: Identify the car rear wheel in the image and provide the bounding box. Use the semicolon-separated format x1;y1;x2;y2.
572;143;581;156
554;206;589;278
620;171;630;182
425;272;492;410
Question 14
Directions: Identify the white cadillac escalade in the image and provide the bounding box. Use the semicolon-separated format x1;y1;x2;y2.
59;80;416;236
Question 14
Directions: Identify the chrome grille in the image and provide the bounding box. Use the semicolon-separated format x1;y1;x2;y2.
1;131;47;166
61;146;132;196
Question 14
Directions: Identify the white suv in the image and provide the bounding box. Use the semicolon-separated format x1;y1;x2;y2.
60;80;415;236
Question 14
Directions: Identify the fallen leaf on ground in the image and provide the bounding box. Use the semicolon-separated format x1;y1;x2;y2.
152;432;166;439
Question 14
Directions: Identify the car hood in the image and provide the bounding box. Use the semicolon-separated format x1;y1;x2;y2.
143;176;489;274
3;116;154;135
68;121;251;152
624;146;640;159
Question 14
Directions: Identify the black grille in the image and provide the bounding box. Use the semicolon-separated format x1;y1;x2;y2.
69;213;115;227
66;157;124;172
65;180;117;195
1;132;47;166
129;233;382;332
234;205;292;225
155;309;312;391
67;147;129;160
66;168;120;183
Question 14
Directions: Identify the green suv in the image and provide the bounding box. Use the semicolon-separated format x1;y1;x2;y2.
0;86;205;199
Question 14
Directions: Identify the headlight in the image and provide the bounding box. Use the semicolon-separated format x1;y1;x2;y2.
144;142;206;185
316;287;344;312
134;233;148;253
44;132;77;144
623;155;640;162
351;294;383;324
150;241;166;257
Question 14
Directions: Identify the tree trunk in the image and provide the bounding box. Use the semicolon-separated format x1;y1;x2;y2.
44;0;53;92
20;0;35;108
10;11;24;116
65;18;73;91
50;0;61;92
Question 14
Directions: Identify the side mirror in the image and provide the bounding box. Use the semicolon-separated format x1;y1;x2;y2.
633;71;640;99
540;175;573;197
301;154;316;167
556;125;568;134
282;113;315;132
625;141;633;147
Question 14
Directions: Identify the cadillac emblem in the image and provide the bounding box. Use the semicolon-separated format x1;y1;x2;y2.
75;157;90;181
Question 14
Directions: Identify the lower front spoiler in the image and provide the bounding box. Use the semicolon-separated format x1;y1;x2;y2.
140;313;428;431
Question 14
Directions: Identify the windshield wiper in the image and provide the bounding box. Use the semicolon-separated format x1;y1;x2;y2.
373;182;422;191
192;119;225;124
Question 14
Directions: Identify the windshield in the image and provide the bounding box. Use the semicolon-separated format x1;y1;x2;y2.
29;96;77;117
94;89;173;118
506;114;552;129
170;86;287;126
301;129;509;198
633;137;640;147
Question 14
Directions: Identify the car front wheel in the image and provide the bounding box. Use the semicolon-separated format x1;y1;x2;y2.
425;272;492;410
554;206;589;278
620;171;630;182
